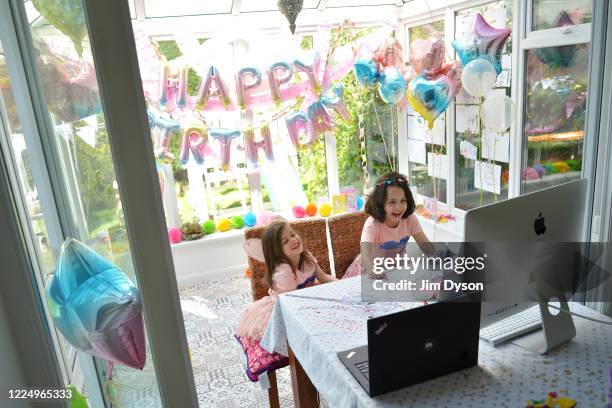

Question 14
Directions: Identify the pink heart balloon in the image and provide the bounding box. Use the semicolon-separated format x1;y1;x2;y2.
410;38;445;77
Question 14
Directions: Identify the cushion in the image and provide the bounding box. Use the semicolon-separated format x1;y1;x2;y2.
235;335;288;382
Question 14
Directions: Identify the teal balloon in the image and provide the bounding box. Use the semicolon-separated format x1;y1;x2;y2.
244;212;257;227
378;67;406;105
356;196;365;211
353;58;379;86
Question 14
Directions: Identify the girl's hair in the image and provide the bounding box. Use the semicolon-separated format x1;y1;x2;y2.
261;220;315;287
365;171;416;223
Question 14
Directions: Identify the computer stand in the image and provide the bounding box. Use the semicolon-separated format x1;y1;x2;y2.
511;293;576;354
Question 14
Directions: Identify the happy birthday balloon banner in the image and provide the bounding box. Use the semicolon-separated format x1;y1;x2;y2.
148;83;350;169
159;56;322;113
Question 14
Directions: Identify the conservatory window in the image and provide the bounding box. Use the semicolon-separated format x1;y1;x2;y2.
406;20;447;205
521;44;589;194
531;0;592;31
454;1;512;211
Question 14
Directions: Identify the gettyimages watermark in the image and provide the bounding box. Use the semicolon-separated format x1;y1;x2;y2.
360;242;611;303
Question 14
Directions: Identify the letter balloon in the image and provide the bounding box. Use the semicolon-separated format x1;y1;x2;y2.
321;83;351;122
236;66;262;109
196;66;232;110
294;53;321;94
210;128;241;171
285;111;315;149
179;123;209;165
244;125;274;166
267;61;293;105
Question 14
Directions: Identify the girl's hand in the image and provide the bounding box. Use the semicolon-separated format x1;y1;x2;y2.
413;231;435;255
368;270;386;280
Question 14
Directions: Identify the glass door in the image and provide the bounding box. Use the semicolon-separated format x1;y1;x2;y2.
0;0;197;406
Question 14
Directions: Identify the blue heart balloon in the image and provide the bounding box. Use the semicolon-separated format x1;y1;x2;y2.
46;239;146;369
378;67;406;105
353;58;379;86
407;74;457;129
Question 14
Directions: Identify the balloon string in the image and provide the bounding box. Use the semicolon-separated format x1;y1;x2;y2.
372;101;395;172
478;98;484;205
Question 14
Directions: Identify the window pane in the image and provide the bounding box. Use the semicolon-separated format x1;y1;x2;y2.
454;1;512;211
333;28;398;196
522;44;589;194
406;21;447;204
532;0;592;31
21;1;163;404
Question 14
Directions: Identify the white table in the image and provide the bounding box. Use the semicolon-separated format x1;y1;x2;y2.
261;276;612;408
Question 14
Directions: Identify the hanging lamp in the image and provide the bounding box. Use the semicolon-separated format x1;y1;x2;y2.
278;0;304;34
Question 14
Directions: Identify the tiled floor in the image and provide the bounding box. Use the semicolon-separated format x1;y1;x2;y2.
114;274;329;407
179;275;296;407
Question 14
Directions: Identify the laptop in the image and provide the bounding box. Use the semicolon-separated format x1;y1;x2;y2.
337;299;481;396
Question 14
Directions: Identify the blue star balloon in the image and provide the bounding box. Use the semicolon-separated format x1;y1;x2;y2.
46;238;146;370
452;13;511;74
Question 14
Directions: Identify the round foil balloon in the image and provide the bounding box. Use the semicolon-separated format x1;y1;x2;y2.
46;239;145;370
481;93;516;132
461;59;497;97
378;67;407;105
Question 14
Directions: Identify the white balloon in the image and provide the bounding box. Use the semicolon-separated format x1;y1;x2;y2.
461;59;497;97
481;93;516;132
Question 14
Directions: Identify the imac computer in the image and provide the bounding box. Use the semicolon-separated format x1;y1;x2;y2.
464;178;588;353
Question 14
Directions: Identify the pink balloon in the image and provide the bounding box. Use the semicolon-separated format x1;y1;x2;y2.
374;38;404;69
285;111;315;149
244;124;274;165
292;206;306;218
236;66;262;109
168;228;183;244
267;61;293;105
210;128;241;171
179;123;209;165
294;53;321;94
197;66;232;110
410;38;445;77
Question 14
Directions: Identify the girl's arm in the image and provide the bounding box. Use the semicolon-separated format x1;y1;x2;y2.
413;231;436;255
315;265;337;283
361;241;386;279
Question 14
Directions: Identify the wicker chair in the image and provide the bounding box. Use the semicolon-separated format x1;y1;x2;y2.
327;211;369;279
244;218;331;301
243;217;330;408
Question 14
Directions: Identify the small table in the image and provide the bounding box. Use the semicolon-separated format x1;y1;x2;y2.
260;277;612;407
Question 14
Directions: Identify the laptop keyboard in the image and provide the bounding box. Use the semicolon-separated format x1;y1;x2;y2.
355;360;369;379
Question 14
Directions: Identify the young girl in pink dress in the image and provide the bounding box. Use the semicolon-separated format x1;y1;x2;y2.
343;171;435;278
236;220;337;341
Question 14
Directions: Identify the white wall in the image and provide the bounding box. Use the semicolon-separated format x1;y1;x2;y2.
171;229;248;286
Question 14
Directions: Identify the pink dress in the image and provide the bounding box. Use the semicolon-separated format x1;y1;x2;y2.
342;214;423;279
235;260;317;341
